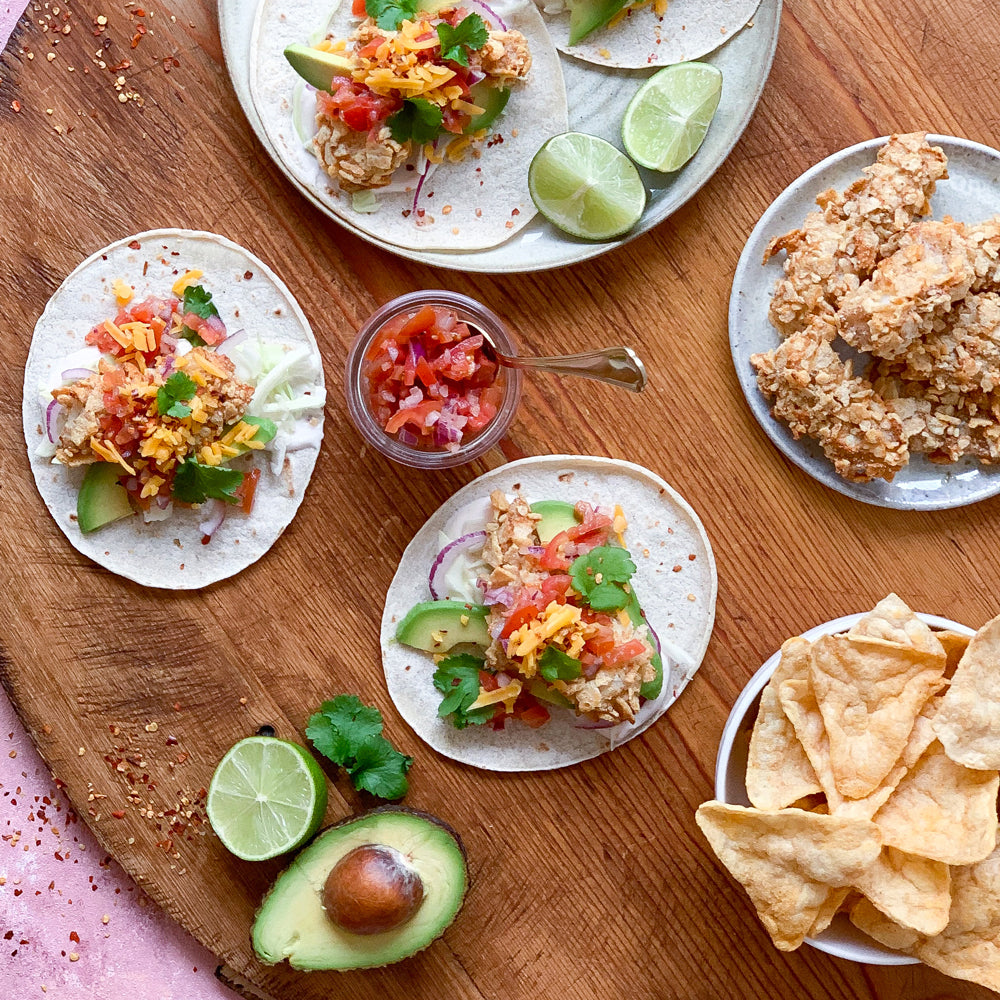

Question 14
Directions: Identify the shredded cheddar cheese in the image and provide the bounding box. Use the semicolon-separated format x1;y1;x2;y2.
172;269;204;296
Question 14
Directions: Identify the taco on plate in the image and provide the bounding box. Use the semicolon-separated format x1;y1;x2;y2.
381;456;717;770
249;0;569;251
22;230;325;589
538;0;760;69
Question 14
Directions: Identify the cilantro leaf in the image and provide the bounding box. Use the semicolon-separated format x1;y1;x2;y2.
349;737;413;800
538;646;582;682
171;459;244;505
182;284;220;320
365;0;418;29
388;98;444;144
156;371;197;418
436;13;488;67
433;653;494;729
570;545;637;611
306;695;413;800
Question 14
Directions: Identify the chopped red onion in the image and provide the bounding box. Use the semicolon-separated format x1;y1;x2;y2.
216;328;247;357
469;0;507;28
61;367;94;381
161;356;174;378
45;399;62;443
428;530;487;600
467;69;486;85
496;672;512;686
412;155;432;217
397;428;419;447
482;585;515;608
155;495;171;510
198;499;227;543
204;314;228;340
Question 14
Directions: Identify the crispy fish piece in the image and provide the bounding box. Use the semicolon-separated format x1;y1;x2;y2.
764;133;948;337
751;321;909;483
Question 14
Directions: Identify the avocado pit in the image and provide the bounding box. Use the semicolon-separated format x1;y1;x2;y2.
323;844;424;935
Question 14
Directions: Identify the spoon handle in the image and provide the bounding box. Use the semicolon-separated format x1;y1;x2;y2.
504;347;647;392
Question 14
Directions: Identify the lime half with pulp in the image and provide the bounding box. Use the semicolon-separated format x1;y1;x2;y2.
207;736;327;861
622;62;723;172
528;132;646;240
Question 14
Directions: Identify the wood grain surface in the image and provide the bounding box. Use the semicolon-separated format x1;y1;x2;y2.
2;0;999;997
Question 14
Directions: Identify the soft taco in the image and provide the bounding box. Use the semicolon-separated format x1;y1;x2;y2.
249;0;569;252
381;456;717;770
539;0;760;69
22;230;325;589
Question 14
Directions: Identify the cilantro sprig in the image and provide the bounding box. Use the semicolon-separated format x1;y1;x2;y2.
365;0;418;29
306;695;413;799
156;371;197;419
172;459;244;505
569;545;637;612
433;653;494;729
538;646;582;682
179;284;219;346
436;13;488;66
388;98;444;144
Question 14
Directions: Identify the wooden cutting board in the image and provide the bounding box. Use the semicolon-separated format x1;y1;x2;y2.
2;1;1000;997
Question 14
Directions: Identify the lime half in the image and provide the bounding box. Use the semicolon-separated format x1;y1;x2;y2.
528;132;646;240
207;736;327;861
622;62;723;172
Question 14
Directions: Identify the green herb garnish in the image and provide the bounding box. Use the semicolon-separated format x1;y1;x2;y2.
569;545;637;611
306;695;413;799
171;459;244;505
365;0;419;30
179;284;218;345
538;646;583;682
156;371;197;419
433;653;494;729
388;98;444;144
436;13;488;67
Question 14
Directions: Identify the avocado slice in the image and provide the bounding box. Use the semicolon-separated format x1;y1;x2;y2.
252;807;469;970
284;43;356;92
567;0;631;44
77;463;133;534
466;84;510;133
529;500;580;545
395;601;489;651
625;590;663;700
227;416;277;457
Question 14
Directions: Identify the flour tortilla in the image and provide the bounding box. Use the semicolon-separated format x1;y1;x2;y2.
249;0;568;252
22;229;324;590
543;0;761;69
381;456;717;770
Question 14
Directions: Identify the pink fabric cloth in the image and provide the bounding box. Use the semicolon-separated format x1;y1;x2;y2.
1;2;29;54
0;691;235;999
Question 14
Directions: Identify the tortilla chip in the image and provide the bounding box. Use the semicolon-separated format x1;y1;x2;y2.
849;896;922;953
807;887;850;937
937;630;971;679
810;633;946;798
746;639;823;810
853;847;951;936
934;614;1000;770
695;802;882;951
915;841;1000;992
848;594;946;655
873;740;998;865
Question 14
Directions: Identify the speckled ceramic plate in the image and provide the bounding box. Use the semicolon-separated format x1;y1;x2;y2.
730;134;1000;510
715;609;974;965
218;0;780;273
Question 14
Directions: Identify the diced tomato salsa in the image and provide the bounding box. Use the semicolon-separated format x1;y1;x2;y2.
363;305;504;452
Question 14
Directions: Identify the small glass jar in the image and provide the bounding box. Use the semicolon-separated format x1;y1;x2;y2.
345;290;522;469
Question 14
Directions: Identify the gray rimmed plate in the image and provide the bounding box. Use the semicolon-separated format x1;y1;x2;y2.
218;0;780;273
730;134;1000;511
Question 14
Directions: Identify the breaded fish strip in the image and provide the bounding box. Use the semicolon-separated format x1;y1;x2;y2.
838;220;976;358
765;133;948;337
872;360;1000;464
751;320;909;482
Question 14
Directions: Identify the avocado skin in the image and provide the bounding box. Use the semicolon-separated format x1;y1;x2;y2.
252;807;469;971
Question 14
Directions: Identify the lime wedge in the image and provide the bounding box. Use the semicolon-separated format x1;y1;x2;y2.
528;132;646;241
207;736;327;861
622;62;723;172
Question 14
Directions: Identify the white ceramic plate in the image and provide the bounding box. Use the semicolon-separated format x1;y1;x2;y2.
730;134;1000;510
715;610;975;966
218;0;780;273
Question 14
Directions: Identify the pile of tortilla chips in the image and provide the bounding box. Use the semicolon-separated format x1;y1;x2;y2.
696;594;1000;993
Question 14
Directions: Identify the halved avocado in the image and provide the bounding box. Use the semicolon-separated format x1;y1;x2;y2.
252;807;469;970
77;462;133;534
529;500;580;545
395;601;489;651
284;43;356;92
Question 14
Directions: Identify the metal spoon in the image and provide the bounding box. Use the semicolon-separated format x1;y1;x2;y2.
472;323;648;393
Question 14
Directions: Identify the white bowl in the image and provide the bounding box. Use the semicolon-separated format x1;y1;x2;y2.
714;611;975;966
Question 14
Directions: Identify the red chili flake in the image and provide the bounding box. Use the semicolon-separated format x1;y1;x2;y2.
69;931;80;943
511;208;520;216
3;932;13;941
10;101;21;113
110;811;125;819
127;240;141;250
243;270;253;280
130;32;142;48
165;736;178;747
